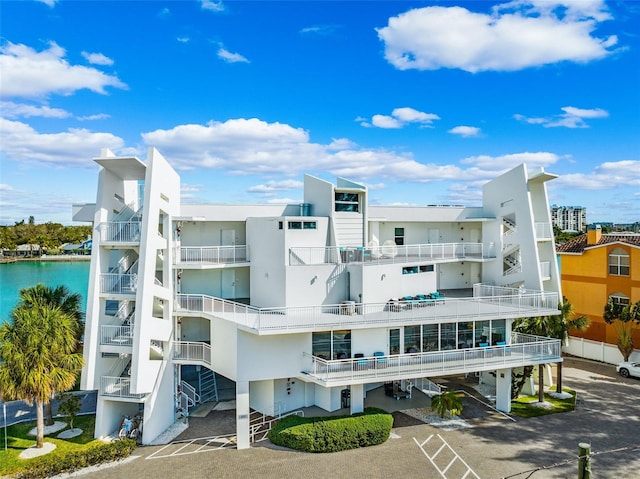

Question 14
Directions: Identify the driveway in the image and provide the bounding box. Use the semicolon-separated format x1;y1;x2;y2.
79;358;640;479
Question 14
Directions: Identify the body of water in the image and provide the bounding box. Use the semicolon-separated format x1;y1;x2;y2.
0;260;90;325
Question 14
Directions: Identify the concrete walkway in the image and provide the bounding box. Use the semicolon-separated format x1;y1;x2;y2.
76;358;640;479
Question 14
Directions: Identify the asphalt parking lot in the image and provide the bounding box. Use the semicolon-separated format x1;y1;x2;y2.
82;357;640;479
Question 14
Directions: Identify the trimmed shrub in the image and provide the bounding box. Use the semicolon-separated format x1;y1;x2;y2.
268;407;393;453
13;439;137;479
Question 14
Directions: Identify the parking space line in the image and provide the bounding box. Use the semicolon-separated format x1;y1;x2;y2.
147;434;236;459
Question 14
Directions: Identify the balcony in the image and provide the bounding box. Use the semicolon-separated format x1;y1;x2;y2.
172;341;212;368
301;333;562;387
176;245;249;267
289;243;493;266
98;221;141;244
534;222;552;240
99;273;137;295
100;376;146;399
175;284;559;335
100;325;133;346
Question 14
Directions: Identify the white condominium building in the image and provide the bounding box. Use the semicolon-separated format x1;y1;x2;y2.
79;147;562;448
550;205;587;233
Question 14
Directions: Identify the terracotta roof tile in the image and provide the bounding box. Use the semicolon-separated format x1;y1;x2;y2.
557;233;640;253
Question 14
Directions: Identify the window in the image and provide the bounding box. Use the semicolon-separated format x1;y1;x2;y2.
312;330;351;360
609;248;630;276
335;192;359;212
288;221;302;230
610;293;630;307
278;221;283;230
404;325;421;353
419;265;434;273
303;221;317;229
394;227;405;246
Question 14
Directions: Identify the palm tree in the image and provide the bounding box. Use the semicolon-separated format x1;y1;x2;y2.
16;284;85;425
604;300;640;362
430;390;463;418
0;303;84;448
513;297;589;399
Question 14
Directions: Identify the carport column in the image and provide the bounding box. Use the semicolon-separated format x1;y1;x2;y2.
236;380;250;449
495;368;512;413
350;384;364;414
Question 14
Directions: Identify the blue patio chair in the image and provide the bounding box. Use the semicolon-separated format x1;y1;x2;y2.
373;351;387;365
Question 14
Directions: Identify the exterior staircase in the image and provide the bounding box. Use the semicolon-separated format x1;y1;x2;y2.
198;368;218;403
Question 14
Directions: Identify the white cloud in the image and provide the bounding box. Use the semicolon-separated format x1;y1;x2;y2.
449;126;481;137
81;51;114;66
0;118;124;166
377;2;616;72
217;47;249;64
177;37;190;43
248;180;304;194
1;101;71;119
554;160;640;190
77;113;110;121
0;41;127;98
158;8;171;18
299;25;341;36
201;0;224;12
461;152;561;177
36;0;57;7
364;107;440;129
515;106;609;128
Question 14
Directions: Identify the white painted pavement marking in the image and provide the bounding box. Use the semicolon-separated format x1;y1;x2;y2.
146;434;236;459
414;433;481;479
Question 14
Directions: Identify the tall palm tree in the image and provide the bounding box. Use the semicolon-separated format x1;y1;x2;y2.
0;303;84;448
513;297;588;399
17;284;85;425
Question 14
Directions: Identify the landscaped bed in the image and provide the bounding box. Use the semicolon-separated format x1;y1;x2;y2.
510;388;577;418
0;415;136;479
268;407;393;453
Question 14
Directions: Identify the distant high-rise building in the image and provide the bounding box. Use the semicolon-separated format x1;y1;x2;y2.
550;205;587;232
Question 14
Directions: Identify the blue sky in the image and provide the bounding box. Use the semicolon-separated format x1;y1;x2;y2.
1;0;639;226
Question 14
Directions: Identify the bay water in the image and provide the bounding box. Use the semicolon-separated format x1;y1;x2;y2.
0;260;90;325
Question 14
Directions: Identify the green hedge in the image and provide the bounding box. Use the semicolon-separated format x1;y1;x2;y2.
12;440;137;479
268;407;393;453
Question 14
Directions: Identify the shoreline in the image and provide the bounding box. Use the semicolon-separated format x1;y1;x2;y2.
0;255;91;264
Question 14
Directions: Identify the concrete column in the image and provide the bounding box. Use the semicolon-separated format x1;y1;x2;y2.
236;380;250;450
350;384;364;414
495;368;512;413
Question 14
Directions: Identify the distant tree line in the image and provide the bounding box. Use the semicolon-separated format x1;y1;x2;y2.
0;216;92;251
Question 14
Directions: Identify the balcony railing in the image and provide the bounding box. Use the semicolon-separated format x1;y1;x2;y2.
289;242;492;266
100;325;133;346
176;284;559;335
98;221;141;243
173;341;212;367
99;273;137;294
177;245;249;265
302;333;562;386
100;376;146;399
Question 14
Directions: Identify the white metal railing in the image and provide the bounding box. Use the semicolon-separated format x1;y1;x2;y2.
249;409;304;443
100;273;137;294
100;376;146;399
535;222;552;239
417;377;442;395
175;285;559;334
302;332;561;384
539;261;551;278
173;341;212;367
100;325;133;346
180;380;199;409
289;242;491;266
98;221;141;243
177;245;249;265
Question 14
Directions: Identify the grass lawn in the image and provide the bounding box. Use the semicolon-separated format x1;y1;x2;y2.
0;415;102;476
510;388;577;418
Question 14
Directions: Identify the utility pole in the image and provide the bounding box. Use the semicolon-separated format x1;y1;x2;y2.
578;442;592;479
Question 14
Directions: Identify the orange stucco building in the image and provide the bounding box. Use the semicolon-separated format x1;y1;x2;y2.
557;226;640;345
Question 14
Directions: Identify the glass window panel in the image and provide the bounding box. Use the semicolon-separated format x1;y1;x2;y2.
404;325;421;353
458;321;473;349
389;328;400;355
312;332;331;360
422;324;439;351
441;323;457;350
333;330;351;359
475;320;490;346
491;319;506;345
